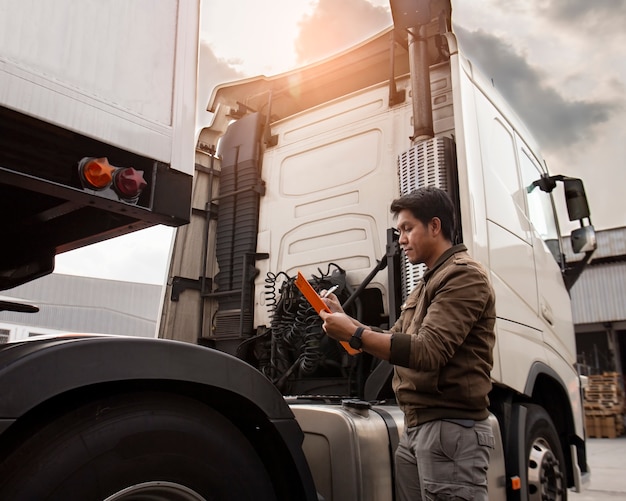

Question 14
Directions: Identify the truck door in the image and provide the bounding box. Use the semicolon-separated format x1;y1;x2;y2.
517;145;578;368
473;87;545;392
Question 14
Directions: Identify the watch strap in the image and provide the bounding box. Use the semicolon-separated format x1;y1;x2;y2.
349;326;365;351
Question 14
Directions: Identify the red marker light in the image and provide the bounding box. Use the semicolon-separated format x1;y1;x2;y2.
113;167;147;199
79;157;114;189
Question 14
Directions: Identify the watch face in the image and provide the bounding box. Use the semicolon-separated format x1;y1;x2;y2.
349;336;362;350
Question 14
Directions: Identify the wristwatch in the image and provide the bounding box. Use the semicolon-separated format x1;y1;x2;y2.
349;326;365;351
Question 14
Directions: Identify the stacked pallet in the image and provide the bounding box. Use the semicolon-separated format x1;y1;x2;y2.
584;372;625;438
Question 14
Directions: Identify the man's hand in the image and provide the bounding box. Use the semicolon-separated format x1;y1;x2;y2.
319;309;392;361
320;290;344;313
319;310;357;342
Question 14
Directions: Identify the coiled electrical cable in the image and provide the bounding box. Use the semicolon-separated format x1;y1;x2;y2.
261;265;354;390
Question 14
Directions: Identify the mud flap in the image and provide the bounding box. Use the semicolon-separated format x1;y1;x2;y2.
505;404;528;500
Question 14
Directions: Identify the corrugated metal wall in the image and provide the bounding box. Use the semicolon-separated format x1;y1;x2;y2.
563;226;626;260
0;273;162;337
570;261;626;324
568;227;626;325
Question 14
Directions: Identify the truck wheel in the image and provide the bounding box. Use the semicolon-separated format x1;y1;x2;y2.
525;404;567;501
0;392;277;501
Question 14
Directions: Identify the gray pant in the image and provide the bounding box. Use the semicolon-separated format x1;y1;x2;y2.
395;418;494;501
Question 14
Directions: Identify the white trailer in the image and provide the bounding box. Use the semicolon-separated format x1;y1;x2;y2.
0;0;198;289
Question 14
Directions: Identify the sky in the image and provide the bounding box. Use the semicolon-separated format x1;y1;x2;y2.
54;0;626;284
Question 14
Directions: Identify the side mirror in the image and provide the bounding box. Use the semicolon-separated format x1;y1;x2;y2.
528;175;598;289
571;225;596;254
563;178;590;221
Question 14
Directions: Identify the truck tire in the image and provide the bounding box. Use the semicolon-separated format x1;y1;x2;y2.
525;403;567;501
0;391;277;501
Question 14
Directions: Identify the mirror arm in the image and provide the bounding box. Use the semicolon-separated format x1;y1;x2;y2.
563;250;594;292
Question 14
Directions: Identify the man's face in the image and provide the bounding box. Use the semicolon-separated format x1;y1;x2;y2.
396;209;435;266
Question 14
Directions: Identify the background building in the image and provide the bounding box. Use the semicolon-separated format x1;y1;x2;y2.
0;274;163;343
569;227;626;376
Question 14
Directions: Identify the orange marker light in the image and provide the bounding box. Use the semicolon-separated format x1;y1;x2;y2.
510;476;521;490
79;157;114;189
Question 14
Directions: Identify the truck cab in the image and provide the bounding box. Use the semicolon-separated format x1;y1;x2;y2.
162;3;595;499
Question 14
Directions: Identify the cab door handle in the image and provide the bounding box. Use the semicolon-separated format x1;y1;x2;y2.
541;302;554;326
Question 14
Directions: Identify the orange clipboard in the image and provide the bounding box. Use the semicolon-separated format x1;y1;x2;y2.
294;271;360;355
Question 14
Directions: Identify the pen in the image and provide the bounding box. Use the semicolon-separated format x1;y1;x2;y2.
321;285;339;298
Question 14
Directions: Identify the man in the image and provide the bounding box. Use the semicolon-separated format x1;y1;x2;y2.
320;186;496;500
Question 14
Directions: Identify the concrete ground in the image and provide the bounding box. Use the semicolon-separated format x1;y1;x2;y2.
569;436;626;500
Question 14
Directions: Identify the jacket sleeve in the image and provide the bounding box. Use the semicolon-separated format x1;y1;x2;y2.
389;262;493;370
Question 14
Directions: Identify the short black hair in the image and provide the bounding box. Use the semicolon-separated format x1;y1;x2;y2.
390;186;456;241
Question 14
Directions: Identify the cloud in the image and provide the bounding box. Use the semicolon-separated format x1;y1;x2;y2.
478;0;626;34
197;40;246;128
291;0;623;154
199;39;249;82
295;0;391;64
535;0;626;32
453;25;619;151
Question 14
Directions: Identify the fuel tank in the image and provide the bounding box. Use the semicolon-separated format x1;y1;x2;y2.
289;399;404;501
289;399;507;501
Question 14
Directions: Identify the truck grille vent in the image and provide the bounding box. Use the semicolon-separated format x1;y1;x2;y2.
396;136;455;300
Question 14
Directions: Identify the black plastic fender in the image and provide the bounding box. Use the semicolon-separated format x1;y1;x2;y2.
0;335;317;500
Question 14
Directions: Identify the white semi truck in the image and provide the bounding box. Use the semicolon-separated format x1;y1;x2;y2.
0;1;595;500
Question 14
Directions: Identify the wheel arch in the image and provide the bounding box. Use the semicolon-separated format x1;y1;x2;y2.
0;336;317;500
524;361;579;490
525;362;576;438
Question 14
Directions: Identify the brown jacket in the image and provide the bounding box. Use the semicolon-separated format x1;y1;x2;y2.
389;244;496;427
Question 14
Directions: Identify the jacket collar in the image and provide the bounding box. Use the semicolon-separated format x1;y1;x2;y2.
423;243;467;282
